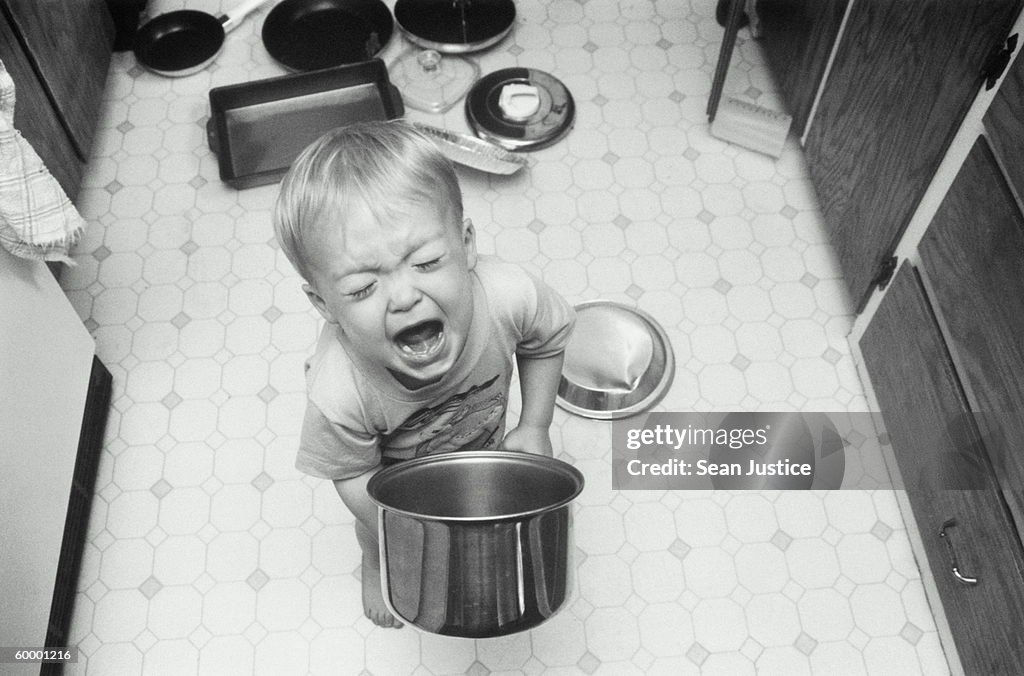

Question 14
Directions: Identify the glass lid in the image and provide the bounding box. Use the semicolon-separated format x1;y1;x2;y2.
389;48;480;114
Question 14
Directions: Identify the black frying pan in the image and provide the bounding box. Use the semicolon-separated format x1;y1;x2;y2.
134;0;271;77
262;0;393;72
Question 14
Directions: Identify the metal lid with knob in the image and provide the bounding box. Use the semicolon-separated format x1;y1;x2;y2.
465;68;576;151
393;0;515;53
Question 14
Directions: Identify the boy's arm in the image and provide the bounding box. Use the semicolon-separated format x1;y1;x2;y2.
502;350;566;456
333;468;381;531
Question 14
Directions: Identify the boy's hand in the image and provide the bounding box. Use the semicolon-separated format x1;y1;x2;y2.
508;351;565;458
501;424;554;456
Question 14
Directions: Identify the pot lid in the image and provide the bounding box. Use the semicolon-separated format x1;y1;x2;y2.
556;301;675;420
466;68;575;151
394;0;515;53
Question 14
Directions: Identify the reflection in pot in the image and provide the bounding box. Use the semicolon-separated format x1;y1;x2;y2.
367;451;584;638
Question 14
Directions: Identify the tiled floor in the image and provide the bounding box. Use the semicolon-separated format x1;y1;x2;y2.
60;0;949;673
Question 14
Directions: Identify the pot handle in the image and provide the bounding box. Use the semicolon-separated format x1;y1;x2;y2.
221;0;273;33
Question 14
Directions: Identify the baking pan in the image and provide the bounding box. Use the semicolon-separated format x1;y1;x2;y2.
207;59;404;189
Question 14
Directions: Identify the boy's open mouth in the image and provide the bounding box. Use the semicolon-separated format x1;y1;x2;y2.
395;320;445;359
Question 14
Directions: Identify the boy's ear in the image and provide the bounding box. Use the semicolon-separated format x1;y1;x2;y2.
462;217;478;270
303;282;336;323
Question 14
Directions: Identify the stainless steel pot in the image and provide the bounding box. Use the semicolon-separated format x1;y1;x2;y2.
367;451;584;638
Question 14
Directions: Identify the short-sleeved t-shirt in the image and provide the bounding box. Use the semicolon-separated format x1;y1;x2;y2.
295;255;575;480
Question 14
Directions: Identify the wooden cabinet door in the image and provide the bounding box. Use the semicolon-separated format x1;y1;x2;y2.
1;0;113;159
860;263;1024;674
861;264;995;491
919;136;1024;538
985;47;1024;201
756;0;849;137
0;8;81;196
804;0;1021;312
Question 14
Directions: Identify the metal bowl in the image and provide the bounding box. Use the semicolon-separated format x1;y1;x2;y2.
556;300;675;419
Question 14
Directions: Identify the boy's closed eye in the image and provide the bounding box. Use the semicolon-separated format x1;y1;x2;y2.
343;256;444;300
342;275;377;299
415;256;443;271
348;282;376;299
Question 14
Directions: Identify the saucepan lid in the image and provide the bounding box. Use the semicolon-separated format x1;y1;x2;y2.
393;0;515;53
466;67;575;151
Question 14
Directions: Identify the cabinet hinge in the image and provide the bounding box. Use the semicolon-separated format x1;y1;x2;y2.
982;33;1018;90
872;255;898;291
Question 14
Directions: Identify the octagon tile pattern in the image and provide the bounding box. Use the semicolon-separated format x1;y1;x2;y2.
60;0;947;673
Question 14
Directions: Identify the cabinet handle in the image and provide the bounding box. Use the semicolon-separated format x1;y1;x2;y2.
938;518;979;585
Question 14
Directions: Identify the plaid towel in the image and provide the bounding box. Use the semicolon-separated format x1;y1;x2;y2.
0;58;85;264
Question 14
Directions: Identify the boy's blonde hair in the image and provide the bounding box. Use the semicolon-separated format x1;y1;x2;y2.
273;120;463;282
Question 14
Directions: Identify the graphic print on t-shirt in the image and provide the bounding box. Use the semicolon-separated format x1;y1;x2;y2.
381;374;507;458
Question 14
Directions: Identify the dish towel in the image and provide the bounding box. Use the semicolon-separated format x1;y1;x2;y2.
0;58;85;263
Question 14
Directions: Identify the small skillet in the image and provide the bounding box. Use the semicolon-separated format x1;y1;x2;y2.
262;0;394;72
134;0;272;77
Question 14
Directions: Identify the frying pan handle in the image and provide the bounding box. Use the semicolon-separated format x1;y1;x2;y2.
221;0;273;33
206;117;220;155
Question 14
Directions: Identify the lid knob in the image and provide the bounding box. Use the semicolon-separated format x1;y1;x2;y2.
498;83;540;121
416;49;441;72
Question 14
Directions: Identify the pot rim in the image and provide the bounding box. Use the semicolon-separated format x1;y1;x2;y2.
366;450;585;522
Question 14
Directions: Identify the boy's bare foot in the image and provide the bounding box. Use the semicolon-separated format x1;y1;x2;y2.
362;555;403;628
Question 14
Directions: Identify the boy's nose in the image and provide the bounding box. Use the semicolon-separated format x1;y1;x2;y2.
387;273;421;312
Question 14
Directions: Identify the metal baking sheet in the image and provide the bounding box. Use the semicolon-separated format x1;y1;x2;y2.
207;59;404;189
